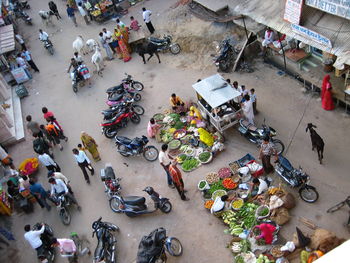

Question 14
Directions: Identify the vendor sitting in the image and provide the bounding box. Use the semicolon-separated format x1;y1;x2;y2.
250;178;268;197
211;195;229;214
170;93;185;113
254;223;276;245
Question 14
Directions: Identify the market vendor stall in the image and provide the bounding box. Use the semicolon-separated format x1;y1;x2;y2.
89;0;115;23
192;74;241;133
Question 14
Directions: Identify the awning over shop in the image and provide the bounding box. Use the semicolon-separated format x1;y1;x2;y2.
192;74;241;108
0;24;15;55
314;240;350;262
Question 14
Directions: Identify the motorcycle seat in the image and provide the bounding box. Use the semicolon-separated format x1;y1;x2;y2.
241;119;257;131
102;108;117;114
94;239;104;260
116;136;132;144
109;94;124;101
123;196;146;205
106;84;123;93
149;37;164;43
278;156;293;172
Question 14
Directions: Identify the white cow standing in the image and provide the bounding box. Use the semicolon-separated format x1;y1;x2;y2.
91;46;104;76
73;36;88;55
86;39;100;53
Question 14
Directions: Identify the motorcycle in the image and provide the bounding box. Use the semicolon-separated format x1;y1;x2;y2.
106;73;144;98
70;68;84;93
148;35;181;55
100;164;121;200
13;6;32;25
92;217;119;263
42;39;54;55
52;193;73;225
100;103;140;138
238;119;285;154
115;135;159;162
106;83;142;99
102;100;144;120
214;39;236;72
274;155;319;203
32;223;56;263
136;228;183;263
106;91;141;106
12;0;30;9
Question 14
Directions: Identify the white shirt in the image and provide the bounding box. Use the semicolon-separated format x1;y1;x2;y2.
143;10;152;23
103;31;112;43
16;57;27;68
50;178;68;195
257;179;268;195
158;151;170;166
78;6;86;16
211;196;225;213
39;31;49;41
38;153;56;167
117;21;125;27
52;172;69;185
21;50;31;61
74;150;90;164
15;34;24;44
24;225;45;249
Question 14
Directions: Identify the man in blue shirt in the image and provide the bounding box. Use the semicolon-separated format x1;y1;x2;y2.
29;180;51;211
66;4;77;27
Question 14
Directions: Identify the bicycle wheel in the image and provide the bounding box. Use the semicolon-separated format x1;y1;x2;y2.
327;201;346;213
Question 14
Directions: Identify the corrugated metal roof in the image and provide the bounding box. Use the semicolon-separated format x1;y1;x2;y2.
0;24;15;54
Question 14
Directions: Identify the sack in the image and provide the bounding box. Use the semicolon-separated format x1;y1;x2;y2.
33;138;46;154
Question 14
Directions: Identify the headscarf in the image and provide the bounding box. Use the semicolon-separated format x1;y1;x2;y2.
321;74;330;99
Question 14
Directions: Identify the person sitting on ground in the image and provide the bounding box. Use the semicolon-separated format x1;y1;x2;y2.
262;27;274;47
129;16;140;31
170;93;185;113
211;195;230;214
250;178;268;197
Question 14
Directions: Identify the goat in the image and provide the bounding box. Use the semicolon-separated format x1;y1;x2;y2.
135;42;161;64
39;10;54;26
306;123;324;164
73;36;88;55
86;39;100;53
91;46;104;76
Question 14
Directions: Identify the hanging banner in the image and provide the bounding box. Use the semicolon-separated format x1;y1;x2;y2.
284;0;304;24
291;24;332;48
306;0;350;20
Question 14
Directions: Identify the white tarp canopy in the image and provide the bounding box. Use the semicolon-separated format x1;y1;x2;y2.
314;240;350;263
192;74;241;108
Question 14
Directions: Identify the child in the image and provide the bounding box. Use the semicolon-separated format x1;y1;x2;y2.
250;88;258;114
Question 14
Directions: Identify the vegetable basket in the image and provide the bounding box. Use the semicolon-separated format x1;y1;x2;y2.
255;205;270;219
198;180;210;191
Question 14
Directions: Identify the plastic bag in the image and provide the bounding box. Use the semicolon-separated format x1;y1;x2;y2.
281;241;295;252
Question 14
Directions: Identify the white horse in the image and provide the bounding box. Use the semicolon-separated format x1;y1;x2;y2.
73;36;88;55
86;39;100;53
39;10;54;26
91;46;104;76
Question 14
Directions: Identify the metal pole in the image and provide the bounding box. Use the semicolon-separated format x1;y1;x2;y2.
277;31;287;74
241;15;249;40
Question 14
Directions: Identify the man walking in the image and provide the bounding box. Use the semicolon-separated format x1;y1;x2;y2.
72;148;94;184
158;144;174;188
26;115;42;137
66;4;77;27
142;7;155;34
102;28;115;54
38;152;61;172
29;181;51;211
21;48;39;73
48;1;61;20
169;161;189;201
99;32;113;60
77;2;89;25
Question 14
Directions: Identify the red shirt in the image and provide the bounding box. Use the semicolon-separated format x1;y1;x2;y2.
44;111;54;120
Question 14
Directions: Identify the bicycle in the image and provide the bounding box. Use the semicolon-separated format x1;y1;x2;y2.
327;196;350;227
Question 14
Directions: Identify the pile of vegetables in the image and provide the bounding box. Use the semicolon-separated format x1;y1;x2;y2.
198;180;207;189
205;172;219;184
222;178;237;189
231;199;244;210
218;167;232;178
204;200;214;209
211;190;227;200
207;180;225;195
168;139;181;150
160;130;173;143
256;254;274;263
176;154;187;163
236;203;259;229
181;157;200;172
198;152;211;163
222;210;244;236
174;129;186;139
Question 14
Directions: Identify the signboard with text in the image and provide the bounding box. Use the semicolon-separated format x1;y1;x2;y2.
284;0;304;24
306;0;350;20
291;24;332;47
11;67;29;84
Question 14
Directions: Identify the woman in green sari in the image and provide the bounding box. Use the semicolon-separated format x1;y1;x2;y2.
80;132;101;161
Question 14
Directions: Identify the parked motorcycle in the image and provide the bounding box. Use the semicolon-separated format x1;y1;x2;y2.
238;119;285;154
107;91;141;107
274;155;319;203
106;83;142;99
115;135;159;161
214;39;235;72
100;164;121;200
106;73;144;98
102;101;144;120
148;35;181;55
13;7;32;25
42;39;54;55
52;192;74;225
92;217;119;263
32;223;56;263
136;228;183;263
13;0;30;9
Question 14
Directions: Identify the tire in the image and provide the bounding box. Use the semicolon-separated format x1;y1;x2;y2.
272;139;285;155
218;60;230;72
104;127;117;138
143;146;159;161
299;185;319;203
130;114;140;124
170;44;181;54
109;197;122;213
132;81;144;91
59;209;71;225
160;200;172;213
117;144;130;157
72;83;78;93
134;93;142;102
132;105;145;115
48;46;54;55
166;237;183;256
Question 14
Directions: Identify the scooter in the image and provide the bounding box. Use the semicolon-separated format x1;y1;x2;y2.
238;119;285;154
274;155;319;203
92;217;119;263
148;35;181;54
32;223;56;263
115;135;159;161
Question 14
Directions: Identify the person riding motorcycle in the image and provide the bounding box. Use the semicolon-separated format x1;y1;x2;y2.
39;29;50;42
48;177;81;210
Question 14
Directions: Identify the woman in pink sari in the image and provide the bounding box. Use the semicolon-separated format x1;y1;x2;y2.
147;118;160;138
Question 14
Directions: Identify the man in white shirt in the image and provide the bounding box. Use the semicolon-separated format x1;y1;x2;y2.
158;144;174;188
78;2;89;25
102;28;115;54
16;53;32;79
251;178;268;196
48;178;80;209
21;48;40;72
15;33;26;50
39;29;49;41
24;224;45;251
38;152;61;173
72;148;94;184
142;7;155;34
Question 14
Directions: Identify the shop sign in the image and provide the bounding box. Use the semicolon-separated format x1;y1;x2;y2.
291;24;332;48
306;0;350;20
11;67;29;84
284;0;304;24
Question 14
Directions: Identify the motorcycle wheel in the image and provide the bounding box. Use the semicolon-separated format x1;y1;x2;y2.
132;81;144;91
109;197;122;213
160;201;172;213
48;46;54;55
72;83;78;93
59;209;71;225
272;139;285;155
143;146;159;161
166;237;183;256
170;44;181;54
117;144;130;157
130;114;141;124
299;185;319;203
134;93;142;102
218;59;230;72
104;127;118;138
132;105;145;115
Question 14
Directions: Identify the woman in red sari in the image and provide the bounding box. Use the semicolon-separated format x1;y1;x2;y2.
114;28;131;62
321;74;330;100
322;82;335;111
